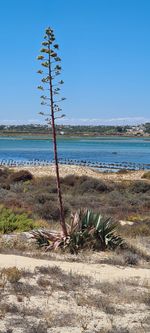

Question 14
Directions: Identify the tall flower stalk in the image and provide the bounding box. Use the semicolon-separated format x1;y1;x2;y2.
37;27;67;237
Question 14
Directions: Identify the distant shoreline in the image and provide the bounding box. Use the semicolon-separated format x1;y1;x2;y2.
0;134;150;140
0;123;149;139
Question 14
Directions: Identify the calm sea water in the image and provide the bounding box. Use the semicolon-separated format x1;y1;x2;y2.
0;136;150;168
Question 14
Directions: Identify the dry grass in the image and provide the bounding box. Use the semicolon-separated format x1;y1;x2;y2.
0;263;150;333
1;267;22;283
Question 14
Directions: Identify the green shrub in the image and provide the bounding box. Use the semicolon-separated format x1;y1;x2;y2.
0;206;46;233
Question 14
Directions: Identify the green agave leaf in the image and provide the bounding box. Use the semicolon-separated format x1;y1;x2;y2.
95;214;103;230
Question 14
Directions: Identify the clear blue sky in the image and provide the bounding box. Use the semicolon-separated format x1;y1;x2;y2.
0;0;150;125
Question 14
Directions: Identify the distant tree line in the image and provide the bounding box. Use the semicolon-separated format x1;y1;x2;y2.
0;123;149;136
145;123;150;133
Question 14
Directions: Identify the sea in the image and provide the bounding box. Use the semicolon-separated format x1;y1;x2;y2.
0;136;150;171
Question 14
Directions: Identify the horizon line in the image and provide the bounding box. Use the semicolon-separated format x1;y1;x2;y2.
0;116;150;126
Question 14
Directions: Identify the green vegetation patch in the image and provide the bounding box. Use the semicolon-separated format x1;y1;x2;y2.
0;206;46;234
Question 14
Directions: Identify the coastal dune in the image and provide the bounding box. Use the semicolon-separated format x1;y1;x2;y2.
11;164;145;181
13;164;146;181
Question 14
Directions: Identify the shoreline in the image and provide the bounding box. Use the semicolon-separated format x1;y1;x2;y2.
0;134;150;140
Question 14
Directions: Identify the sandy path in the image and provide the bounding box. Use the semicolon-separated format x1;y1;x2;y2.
0;254;149;282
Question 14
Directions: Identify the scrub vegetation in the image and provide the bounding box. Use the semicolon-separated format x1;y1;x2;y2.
0;167;149;331
0;168;149;236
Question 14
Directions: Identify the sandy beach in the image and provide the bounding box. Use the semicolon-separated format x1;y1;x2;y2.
12;164;147;181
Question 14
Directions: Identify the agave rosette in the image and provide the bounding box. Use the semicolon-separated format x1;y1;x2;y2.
31;210;124;253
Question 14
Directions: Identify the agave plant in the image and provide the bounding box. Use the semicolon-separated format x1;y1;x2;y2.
68;210;124;252
31;210;124;253
30;229;69;251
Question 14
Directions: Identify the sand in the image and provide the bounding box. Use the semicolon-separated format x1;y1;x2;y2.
13;164;147;181
0;253;149;283
1;253;150;333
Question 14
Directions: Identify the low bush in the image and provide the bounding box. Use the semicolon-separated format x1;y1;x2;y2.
37;202;60;221
36;201;70;221
142;171;150;179
33;176;55;188
37;277;51;287
0;168;11;190
78;178;110;193
124;251;139;266
0;172;149;225
0;206;47;233
8;170;33;183
0;167;10;179
1;267;22;283
62;174;78;187
1;182;10;190
129;181;150;193
107;190;125;206
36;193;55;204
